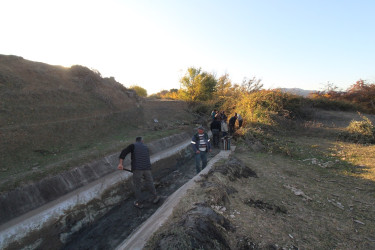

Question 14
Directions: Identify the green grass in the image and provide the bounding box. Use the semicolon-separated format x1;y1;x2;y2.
0;125;184;193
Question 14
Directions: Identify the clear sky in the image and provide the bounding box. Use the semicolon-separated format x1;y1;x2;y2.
1;0;374;94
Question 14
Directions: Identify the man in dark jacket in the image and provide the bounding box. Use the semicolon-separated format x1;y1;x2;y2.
210;117;221;148
118;137;159;208
191;126;211;174
228;113;237;135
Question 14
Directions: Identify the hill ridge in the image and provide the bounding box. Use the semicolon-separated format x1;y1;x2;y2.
0;54;195;194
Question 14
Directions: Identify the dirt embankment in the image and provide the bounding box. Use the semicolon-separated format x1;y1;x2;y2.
145;111;375;250
0;54;198;195
146;154;375;249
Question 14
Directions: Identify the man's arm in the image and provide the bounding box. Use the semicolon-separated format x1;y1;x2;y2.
118;144;134;170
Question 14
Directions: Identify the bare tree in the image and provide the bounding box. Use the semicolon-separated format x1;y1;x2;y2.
241;76;263;93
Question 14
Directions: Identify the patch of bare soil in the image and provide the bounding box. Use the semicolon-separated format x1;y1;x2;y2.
145;111;375;250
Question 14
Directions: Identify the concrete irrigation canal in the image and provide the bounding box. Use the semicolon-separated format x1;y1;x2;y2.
0;132;234;249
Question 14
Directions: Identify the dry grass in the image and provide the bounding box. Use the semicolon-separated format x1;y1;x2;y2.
146;109;375;249
0;55;195;193
332;142;375;181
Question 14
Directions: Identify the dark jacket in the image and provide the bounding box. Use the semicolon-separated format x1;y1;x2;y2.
229;116;237;126
191;132;211;152
210;120;221;131
119;142;151;171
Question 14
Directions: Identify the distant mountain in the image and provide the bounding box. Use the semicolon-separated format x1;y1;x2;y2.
277;88;316;97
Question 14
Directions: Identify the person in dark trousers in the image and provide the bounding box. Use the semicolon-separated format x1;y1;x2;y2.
228;113;237;135
118;136;160;209
210;117;221;148
191;126;211;174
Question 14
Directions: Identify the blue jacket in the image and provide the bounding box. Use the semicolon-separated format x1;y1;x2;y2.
191;132;211;152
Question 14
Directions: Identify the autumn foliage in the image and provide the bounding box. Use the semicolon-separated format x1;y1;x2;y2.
152;67;374;127
309;80;375;114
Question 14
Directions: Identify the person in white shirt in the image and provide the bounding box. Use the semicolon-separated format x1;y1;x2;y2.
237;113;243;128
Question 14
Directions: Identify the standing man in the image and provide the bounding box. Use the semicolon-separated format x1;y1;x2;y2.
191;126;211;174
210;117;221;148
228;113;238;135
118;136;160;209
237;113;243;128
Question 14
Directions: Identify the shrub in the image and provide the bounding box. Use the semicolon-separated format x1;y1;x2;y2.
130;85;147;97
309;97;359;112
340;114;375;144
308;80;375;114
232;90;308;125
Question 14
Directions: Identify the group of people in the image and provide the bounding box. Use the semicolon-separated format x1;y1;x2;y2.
116;126;213;209
210;110;243;148
116;110;243;209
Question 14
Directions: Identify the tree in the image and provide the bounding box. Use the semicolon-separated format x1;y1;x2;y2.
216;73;232;98
179;67;217;101
345;80;375;111
130;85;147;97
241;76;263;93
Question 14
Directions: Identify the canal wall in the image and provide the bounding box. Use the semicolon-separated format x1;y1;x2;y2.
0;132;194;249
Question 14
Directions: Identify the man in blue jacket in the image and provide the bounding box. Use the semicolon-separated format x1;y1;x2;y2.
118;137;160;208
191;126;211;174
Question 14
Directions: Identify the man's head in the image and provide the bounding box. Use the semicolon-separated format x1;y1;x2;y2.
135;136;143;143
198;126;204;134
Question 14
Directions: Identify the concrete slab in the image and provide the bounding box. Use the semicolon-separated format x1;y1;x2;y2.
116;147;235;250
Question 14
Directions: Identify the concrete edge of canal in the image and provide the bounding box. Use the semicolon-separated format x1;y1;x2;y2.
116;146;235;250
0;132;193;249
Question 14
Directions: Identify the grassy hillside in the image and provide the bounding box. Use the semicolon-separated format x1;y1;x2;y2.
0;55;195;192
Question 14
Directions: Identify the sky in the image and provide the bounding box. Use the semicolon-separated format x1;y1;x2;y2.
1;0;374;94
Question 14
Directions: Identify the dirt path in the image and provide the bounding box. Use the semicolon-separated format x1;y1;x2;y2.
62;148;221;250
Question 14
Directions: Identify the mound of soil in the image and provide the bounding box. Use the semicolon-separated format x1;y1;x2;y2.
154;204;234;250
